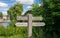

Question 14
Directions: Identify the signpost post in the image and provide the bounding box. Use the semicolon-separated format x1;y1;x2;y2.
28;14;32;38
16;14;45;38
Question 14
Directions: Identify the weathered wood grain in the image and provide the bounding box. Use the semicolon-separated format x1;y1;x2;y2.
17;16;43;21
15;22;45;26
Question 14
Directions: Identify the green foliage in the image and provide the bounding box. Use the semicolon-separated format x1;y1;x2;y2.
9;20;17;27
0;26;27;37
43;0;60;38
31;4;43;16
0;26;6;36
0;26;44;38
7;3;23;20
7;34;27;38
7;3;23;27
0;12;3;18
32;27;44;38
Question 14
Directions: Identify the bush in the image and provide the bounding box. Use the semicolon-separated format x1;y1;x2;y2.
32;26;44;38
0;26;27;36
0;26;6;36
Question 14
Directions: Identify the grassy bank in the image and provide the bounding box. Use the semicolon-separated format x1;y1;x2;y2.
0;26;44;38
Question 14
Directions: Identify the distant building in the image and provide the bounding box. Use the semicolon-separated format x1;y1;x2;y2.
3;15;10;20
3;15;7;20
0;15;10;26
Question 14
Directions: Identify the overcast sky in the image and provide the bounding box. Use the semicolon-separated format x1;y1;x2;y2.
0;0;41;15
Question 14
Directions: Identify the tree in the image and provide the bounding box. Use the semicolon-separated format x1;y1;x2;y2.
7;3;23;27
31;0;60;38
31;4;43;16
7;3;23;20
42;0;60;38
0;12;3;18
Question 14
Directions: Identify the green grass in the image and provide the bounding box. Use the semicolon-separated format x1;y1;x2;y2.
0;34;27;38
0;36;5;38
0;26;44;38
7;34;27;38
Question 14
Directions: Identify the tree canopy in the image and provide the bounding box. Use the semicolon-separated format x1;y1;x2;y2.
43;0;60;38
0;12;3;18
7;3;23;20
7;3;23;27
31;0;60;38
31;4;43;16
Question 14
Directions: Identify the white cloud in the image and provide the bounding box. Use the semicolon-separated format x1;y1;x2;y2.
16;0;34;4
27;6;32;10
0;2;8;8
1;8;9;15
2;11;7;15
3;8;9;11
39;4;41;6
27;6;32;9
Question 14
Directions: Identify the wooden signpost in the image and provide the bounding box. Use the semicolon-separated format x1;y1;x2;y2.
16;14;45;38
